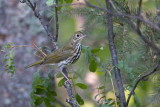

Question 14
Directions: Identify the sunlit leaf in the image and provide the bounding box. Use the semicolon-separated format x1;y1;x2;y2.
75;83;88;89
58;78;65;87
91;47;103;53
64;0;73;3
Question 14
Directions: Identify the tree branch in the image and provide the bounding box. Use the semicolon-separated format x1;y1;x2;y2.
62;67;79;107
19;0;55;42
84;0;160;54
105;0;126;106
137;0;143;27
126;61;160;106
84;0;160;30
20;1;77;106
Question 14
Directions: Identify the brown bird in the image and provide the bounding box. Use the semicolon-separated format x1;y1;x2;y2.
25;31;85;80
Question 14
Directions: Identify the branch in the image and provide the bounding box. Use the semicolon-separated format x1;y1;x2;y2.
55;0;59;42
137;0;143;27
125;18;160;54
62;67;80;107
105;0;126;106
84;0;160;54
126;61;160;106
53;1;77;106
84;0;160;30
19;0;55;42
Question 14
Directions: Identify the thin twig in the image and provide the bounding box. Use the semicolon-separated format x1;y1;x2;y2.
137;0;143;27
109;0;119;13
106;68;118;107
32;41;47;57
105;0;126;106
126;61;160;106
55;0;59;42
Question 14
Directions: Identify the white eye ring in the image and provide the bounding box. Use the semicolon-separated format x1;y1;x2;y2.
76;34;80;37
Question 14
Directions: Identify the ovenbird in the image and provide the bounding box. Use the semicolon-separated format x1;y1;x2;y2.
25;31;85;80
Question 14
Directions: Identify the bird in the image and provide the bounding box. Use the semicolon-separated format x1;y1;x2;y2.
25;31;85;81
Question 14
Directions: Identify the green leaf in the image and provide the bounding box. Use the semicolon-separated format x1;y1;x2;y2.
46;92;55;102
9;50;14;59
107;98;113;101
76;83;88;89
75;94;84;105
64;0;73;3
97;86;105;89
44;98;52;107
57;0;63;11
32;72;41;88
57;6;62;11
49;90;57;96
34;96;43;106
56;73;63;78
35;87;45;95
1;42;14;52
91;47;103;53
89;60;97;72
58;78;65;87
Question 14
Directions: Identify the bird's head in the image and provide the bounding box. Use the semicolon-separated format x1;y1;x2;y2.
70;31;85;45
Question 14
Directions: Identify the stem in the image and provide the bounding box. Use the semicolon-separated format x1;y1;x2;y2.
105;0;126;106
107;70;118;107
55;0;59;42
126;61;160;106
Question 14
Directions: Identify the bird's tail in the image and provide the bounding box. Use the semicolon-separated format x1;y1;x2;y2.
25;60;43;69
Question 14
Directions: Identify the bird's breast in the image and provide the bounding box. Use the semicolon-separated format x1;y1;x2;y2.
57;44;81;68
70;44;81;64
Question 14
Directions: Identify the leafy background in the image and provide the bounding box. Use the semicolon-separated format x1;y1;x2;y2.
0;0;160;107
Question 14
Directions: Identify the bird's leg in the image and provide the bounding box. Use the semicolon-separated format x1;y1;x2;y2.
60;70;71;84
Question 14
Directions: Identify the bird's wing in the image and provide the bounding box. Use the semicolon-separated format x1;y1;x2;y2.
44;46;74;64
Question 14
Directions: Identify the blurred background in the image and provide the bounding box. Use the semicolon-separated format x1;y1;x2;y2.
0;0;160;107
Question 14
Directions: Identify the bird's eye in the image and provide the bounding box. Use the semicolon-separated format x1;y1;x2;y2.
76;34;80;37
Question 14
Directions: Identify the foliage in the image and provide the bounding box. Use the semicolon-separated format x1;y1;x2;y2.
2;0;160;107
1;43;15;75
30;71;57;107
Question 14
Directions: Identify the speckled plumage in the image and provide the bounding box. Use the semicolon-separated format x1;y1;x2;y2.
25;31;85;69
